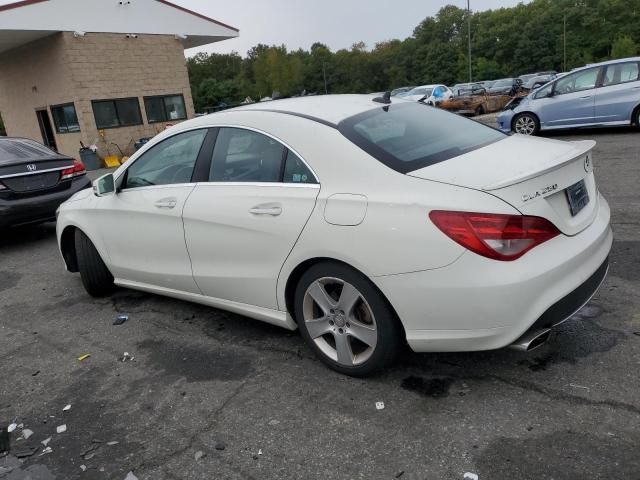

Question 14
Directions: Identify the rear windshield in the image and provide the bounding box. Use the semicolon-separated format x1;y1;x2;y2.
338;102;505;173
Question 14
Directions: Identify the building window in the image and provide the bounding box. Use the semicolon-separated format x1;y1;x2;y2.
50;103;80;133
92;98;142;129
144;95;187;123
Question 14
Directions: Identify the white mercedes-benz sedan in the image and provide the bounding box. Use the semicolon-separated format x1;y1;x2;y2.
56;94;612;376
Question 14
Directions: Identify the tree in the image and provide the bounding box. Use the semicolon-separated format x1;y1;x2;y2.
612;35;638;59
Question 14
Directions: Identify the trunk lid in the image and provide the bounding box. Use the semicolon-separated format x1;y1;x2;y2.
408;135;598;236
0;138;74;195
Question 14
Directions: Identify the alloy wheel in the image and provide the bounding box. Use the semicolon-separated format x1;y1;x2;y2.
302;277;377;367
514;115;537;135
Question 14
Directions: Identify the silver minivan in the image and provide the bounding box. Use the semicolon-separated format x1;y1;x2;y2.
498;57;640;135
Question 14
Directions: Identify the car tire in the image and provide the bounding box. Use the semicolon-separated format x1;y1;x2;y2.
512;112;540;135
74;229;115;297
475;106;485;116
294;262;402;377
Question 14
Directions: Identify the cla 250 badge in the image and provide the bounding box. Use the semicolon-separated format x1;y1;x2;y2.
522;184;558;203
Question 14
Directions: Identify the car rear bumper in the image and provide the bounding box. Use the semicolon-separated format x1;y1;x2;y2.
0;177;91;228
373;194;613;352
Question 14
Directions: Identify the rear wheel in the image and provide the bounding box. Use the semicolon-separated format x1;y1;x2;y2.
512;112;540;135
74;230;114;297
294;262;402;377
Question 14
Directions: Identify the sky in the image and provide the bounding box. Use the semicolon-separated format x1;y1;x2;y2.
177;0;528;57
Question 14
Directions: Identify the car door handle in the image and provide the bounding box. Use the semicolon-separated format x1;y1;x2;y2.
154;197;177;209
579;95;592;99
249;205;282;216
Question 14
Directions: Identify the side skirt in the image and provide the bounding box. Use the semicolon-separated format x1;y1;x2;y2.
114;278;298;331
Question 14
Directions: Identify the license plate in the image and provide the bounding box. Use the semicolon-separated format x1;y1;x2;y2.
566;179;589;216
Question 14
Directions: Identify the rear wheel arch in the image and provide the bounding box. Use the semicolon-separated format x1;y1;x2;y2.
284;257;405;335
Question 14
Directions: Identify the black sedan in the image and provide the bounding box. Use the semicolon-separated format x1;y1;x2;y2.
0;137;91;228
487;78;524;96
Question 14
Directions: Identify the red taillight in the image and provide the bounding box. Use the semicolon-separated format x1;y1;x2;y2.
60;159;86;180
429;210;560;261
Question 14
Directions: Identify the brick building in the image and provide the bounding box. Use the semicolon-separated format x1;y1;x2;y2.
0;0;238;159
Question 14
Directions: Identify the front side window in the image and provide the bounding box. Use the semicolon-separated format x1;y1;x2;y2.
603;62;640;86
144;95;187;123
339;102;505;174
554;68;600;95
123;129;207;189
92;98;142;129
51;103;80;133
209;128;286;183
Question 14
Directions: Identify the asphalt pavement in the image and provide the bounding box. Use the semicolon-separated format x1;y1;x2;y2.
1;128;639;480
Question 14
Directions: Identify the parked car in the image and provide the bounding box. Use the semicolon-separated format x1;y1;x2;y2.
498;57;640;135
438;85;512;116
488;78;524;95
450;82;485;96
391;86;416;97
0;137;90;228
522;74;556;92
57;95;611;376
480;80;496;90
402;84;453;104
518;71;557;85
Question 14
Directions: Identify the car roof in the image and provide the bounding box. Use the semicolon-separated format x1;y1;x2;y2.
0;137;68;165
577;56;640;70
231;94;402;126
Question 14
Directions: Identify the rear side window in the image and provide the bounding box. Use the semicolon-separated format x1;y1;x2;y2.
338;102;505;174
603;62;640;86
283;150;316;184
210;128;286;183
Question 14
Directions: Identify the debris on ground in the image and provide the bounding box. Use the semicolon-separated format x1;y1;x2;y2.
395;470;405;478
124;471;139;480
41;437;51;447
32;370;40;377
63;404;71;412
21;429;34;440
77;354;91;362
121;352;134;362
375;402;385;410
80;464;87;472
81;443;101;459
12;444;38;458
215;442;226;451
39;446;53;456
258;449;263;455
113;314;129;326
268;419;280;426
464;473;479;480
7;424;17;433
569;383;590;391
194;450;205;461
56;425;67;434
107;441;119;446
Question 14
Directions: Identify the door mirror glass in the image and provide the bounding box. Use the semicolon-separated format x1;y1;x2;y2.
94;173;115;197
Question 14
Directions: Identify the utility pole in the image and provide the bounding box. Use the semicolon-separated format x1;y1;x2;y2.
322;61;328;95
563;14;567;72
467;0;472;82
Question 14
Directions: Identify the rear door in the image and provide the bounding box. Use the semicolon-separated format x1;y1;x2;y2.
594;61;640;123
95;128;212;293
183;127;319;310
536;67;601;127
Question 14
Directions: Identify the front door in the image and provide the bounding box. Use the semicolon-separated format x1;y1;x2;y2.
36;110;57;150
94;128;211;293
183;127;320;310
537;67;601;127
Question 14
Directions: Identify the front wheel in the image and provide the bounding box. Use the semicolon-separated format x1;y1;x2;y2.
75;230;115;297
294;262;402;377
512;113;540;135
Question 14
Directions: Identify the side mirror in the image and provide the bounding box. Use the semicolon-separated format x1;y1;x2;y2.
93;173;115;197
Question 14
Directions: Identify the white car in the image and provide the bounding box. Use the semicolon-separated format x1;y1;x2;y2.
56;95;612;376
401;84;453;104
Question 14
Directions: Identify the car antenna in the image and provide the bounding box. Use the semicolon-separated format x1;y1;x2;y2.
373;91;392;104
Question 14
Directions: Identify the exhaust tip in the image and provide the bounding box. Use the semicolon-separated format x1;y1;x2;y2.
509;328;552;352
